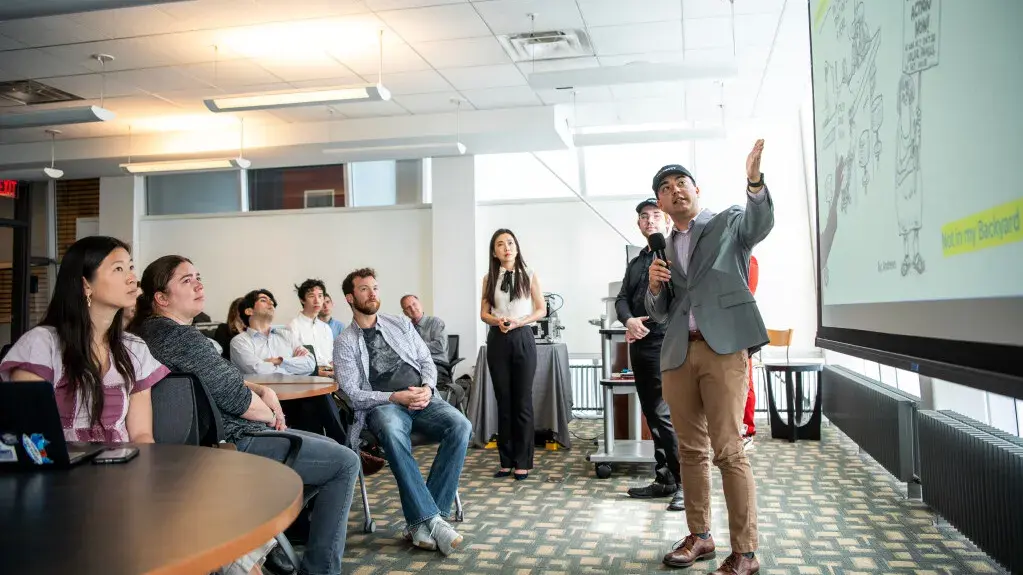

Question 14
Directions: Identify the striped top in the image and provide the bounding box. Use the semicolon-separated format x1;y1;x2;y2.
0;326;170;442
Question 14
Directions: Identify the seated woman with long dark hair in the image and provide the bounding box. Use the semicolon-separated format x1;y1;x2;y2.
129;255;358;575
0;236;168;442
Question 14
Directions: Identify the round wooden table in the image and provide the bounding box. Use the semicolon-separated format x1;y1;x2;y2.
0;444;303;575
265;381;339;401
246;374;334;385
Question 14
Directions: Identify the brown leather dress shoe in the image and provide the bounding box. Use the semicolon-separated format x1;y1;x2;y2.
710;552;760;575
662;534;716;568
360;450;385;476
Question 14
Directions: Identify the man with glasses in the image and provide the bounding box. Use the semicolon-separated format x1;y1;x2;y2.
615;198;684;512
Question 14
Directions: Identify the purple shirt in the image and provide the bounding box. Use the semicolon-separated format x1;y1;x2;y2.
0;326;170;443
670;188;768;332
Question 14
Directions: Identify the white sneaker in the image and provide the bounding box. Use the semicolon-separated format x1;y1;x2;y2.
407;522;437;551
742;435;756;452
427;516;464;556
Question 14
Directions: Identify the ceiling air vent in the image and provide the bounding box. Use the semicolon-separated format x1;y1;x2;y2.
0;80;83;106
497;29;594;62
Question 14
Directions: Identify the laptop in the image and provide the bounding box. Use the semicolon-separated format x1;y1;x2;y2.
0;381;106;469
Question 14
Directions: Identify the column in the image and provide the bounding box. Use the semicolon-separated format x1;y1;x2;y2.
431;156;477;377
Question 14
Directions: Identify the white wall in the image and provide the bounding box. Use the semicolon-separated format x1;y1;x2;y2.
137;206;432;327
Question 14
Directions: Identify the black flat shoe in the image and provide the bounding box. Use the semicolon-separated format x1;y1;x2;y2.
493;470;512;478
514;472;529;481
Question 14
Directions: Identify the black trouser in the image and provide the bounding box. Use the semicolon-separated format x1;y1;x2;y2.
486;326;537;470
630;334;681;486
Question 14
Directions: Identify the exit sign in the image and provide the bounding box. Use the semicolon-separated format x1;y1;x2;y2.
0;180;16;198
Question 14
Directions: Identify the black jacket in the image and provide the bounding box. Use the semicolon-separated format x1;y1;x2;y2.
614;246;664;337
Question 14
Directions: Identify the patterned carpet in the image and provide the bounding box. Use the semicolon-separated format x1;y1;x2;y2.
337;419;1007;575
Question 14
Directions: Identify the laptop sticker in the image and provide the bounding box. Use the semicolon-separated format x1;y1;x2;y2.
21;433;53;465
0;433;16;462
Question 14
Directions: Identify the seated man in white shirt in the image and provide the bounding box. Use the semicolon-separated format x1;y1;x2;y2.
288;278;335;378
231;289;316;375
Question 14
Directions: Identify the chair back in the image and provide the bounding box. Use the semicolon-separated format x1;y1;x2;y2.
174;372;226;446
0;343;11;363
766;328;793;362
447;334;459;364
151;374;200;445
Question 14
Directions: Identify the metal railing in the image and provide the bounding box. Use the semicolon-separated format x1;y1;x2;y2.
570;362;604;418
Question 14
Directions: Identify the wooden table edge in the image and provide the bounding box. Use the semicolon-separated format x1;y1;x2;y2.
269;382;339;401
146;468;304;575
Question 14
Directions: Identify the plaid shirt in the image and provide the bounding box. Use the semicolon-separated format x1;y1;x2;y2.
333;313;437;448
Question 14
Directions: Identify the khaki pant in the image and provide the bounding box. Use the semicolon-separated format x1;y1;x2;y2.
662;340;758;552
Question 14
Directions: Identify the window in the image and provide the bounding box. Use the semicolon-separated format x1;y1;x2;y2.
582;142;693;197
475;150;578;201
147;172;242;216
304;189;335;208
248;164;345;211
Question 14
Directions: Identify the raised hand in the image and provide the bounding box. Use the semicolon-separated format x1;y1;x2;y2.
746;139;765;184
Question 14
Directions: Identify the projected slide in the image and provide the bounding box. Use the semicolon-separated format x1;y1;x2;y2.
813;0;1023;307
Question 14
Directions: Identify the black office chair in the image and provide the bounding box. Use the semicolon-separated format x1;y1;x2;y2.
152;372;309;570
336;401;464;534
446;334;464;371
0;344;12;364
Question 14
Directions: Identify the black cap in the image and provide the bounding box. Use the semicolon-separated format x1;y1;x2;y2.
635;197;658;213
652;164;695;193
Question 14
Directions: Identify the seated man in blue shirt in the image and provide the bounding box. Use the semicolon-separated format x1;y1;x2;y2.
319;292;346;340
334;267;472;557
231;289;316;375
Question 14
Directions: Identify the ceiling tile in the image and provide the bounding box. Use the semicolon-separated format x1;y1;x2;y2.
264;105;340;123
145;30;245;67
253;0;373;20
256;55;358;83
0;49;93;81
463;85;541;109
0;16;108;48
108;67;220;95
365;0;467;8
68;6;185;38
686;0;785;18
439;64;525;91
154;0;285;30
588;22;683;56
473;0;584;36
333;39;430;76
414;36;511;68
378;4;490;43
44;38;180;73
535;86;612;105
682;17;733;50
38;73;139;100
578;0;681;27
178;60;284;89
380;69;453;95
331;100;409;118
392;91;468;114
0;34;25;51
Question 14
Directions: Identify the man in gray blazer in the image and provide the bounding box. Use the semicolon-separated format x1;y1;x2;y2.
645;139;772;575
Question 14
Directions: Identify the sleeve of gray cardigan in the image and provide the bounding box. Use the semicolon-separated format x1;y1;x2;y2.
150;320;254;417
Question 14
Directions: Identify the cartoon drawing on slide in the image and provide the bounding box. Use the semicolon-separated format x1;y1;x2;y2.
895;73;924;276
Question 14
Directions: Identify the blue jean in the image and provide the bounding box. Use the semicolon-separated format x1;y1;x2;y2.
366;397;472;528
235;428;359;575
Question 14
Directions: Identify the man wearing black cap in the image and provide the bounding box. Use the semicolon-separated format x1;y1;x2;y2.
614;198;684;511
645;139;771;575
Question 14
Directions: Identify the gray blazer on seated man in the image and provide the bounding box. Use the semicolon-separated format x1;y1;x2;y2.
645;140;772;575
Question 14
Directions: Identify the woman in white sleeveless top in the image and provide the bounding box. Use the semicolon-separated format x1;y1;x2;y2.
479;229;546;479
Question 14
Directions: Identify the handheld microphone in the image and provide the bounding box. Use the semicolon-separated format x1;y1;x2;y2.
647;232;674;298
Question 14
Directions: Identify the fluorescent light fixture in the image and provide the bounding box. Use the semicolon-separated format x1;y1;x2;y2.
0;167;64;180
120;157;251;175
322;142;466;160
528;62;738;90
205;84;391;113
0;105;115;129
572;124;726;147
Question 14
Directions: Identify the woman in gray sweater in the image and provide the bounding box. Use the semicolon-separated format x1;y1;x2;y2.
131;255;358;575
